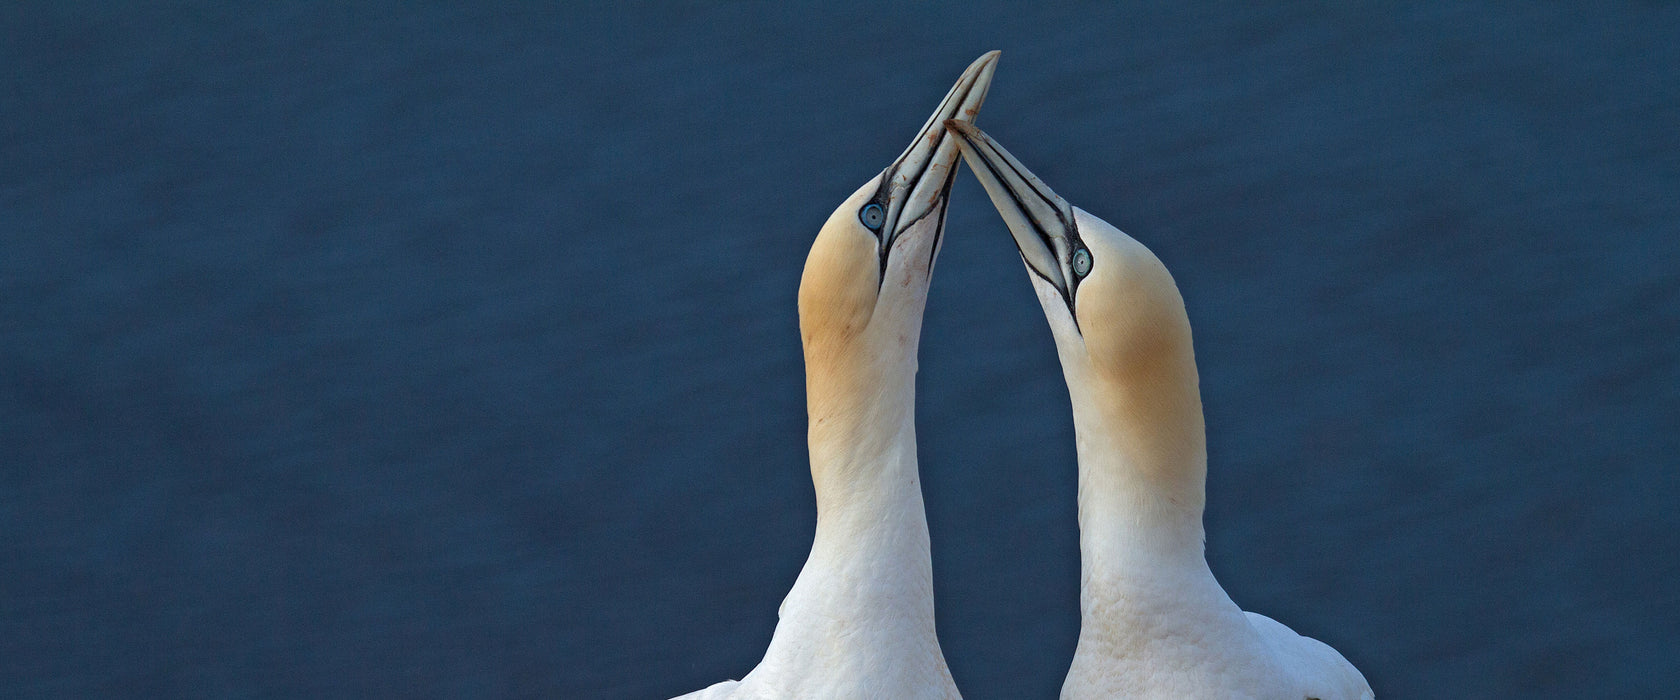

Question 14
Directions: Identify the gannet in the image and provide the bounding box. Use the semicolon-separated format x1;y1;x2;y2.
943;121;1373;700
671;52;998;700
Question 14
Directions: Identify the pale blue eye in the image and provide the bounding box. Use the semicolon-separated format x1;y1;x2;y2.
860;203;885;230
1072;248;1092;277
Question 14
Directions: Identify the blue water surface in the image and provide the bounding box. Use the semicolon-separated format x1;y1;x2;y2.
4;3;1677;698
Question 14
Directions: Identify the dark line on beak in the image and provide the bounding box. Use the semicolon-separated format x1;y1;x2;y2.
967;138;1074;310
892;73;980;220
877;69;983;288
982;137;1071;234
901;69;966;162
926;172;957;273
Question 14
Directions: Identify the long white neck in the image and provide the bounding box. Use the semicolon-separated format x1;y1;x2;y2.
1060;362;1299;698
801;358;933;619
743;342;956;698
1058;342;1232;627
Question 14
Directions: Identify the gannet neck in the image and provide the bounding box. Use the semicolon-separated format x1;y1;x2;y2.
1059;331;1284;699
1062;328;1208;561
802;387;932;608
753;269;948;689
799;181;935;517
806;356;921;513
739;316;952;699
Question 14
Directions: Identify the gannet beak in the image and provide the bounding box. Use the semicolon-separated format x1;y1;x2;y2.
942;120;1085;310
870;51;999;265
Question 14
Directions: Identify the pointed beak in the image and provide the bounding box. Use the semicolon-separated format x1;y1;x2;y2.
874;51;999;255
941;120;1083;307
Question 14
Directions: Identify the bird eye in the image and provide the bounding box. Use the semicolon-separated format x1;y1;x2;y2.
860;203;885;230
1072;248;1093;278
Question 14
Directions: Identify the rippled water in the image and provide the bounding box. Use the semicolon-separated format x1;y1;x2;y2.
4;3;1678;698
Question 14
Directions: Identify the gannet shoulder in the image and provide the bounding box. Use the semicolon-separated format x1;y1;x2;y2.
1247;612;1375;700
670;680;740;700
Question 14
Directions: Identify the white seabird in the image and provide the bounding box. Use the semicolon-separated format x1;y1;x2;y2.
944;120;1373;700
671;51;999;700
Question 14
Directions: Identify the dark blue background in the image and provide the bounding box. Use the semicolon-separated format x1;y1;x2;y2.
5;3;1677;698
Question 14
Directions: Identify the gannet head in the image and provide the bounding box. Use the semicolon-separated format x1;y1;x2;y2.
798;52;998;382
945;121;1207;504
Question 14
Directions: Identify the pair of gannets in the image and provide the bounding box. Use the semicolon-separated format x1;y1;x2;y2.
674;52;1372;700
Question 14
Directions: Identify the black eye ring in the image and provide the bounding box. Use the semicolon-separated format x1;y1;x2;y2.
860;203;885;230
